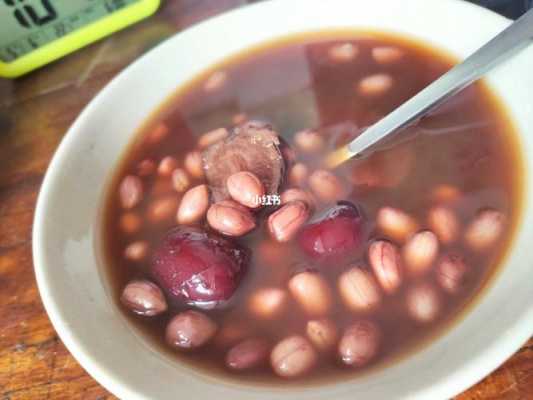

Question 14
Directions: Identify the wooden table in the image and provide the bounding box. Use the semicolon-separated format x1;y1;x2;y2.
0;1;531;398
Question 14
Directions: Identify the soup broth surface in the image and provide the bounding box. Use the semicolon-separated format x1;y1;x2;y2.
103;31;522;385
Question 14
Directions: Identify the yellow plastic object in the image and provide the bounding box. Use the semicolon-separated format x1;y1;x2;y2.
0;0;160;78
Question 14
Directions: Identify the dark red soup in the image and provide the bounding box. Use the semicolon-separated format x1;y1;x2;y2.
103;31;523;384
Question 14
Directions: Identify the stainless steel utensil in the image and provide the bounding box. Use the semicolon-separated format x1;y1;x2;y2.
326;7;533;168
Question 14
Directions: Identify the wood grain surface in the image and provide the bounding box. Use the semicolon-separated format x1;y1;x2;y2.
0;1;531;398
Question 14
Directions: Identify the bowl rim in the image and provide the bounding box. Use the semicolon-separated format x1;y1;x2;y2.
32;0;533;399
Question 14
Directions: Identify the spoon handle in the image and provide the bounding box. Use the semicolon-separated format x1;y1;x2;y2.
333;8;533;165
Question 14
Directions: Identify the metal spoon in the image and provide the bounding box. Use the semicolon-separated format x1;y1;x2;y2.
325;7;533;168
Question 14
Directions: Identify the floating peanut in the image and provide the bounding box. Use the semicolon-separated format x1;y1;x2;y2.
428;206;460;244
289;163;309;187
248;288;288;319
158;156;178;177
338;266;382;312
166;310;217;350
119;175;143;209
270;335;317;378
308;169;345;203
306;319;338;352
124;241;149;262
177;184;209;225
268;200;310;243
171;168;190;193
436;254;468;294
204;71;227;92
288;271;332;316
376;206;418;243
464;208;506;252
226;171;265;209
368;240;403;294
120;280;167;316
294;129;324;153
402;230;439;276
405;283;441;323
136;159;156;176
338;320;380;367
226;338;270;371
328;43;359;63
358;74;393;97
207;200;256;236
146;122;169;144
198;127;229;149
280;188;315;210
146;195;178;223
119;212;142;234
371;46;404;64
184;151;205;179
430;184;461;203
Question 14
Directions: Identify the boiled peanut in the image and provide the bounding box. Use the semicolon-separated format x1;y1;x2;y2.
232;113;247;125
184;151;204;179
226;171;265;209
136;159;156;176
338;320;380;367
204;70;227;92
270;335;317;378
464;208;505;251
198;127;229;149
289;163;309;187
158;156;178;177
256;240;291;266
428;206;460;244
207;200;255;236
166;310;217;350
406;283;441;323
119;212;142;234
294;129;324;153
338;266;381;312
124;241;149;262
402;230;439;276
146;195;178;223
171;168;190;193
368;240;403;294
430;184;461;203
308;169;345;203
226;338;270;371
376;206;418;243
248;288;288;319
177;184;209;225
306;319;338;351
268;201;310;243
280;188;315;210
119;175;143;209
371;46;404;64
146;122;169;144
120;280;167;316
358;74;393;97
213;319;251;348
328;43;359;63
288;271;332;316
216;199;249;212
436;254;467;294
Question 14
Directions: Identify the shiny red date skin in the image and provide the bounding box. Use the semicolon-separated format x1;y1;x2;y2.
150;227;250;309
297;201;365;263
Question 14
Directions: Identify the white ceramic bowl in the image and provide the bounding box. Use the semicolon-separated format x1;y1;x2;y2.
33;0;533;398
